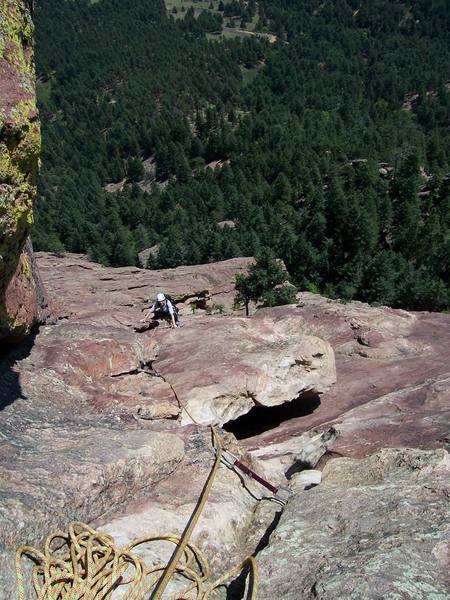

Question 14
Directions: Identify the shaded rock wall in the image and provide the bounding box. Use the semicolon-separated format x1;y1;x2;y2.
0;0;47;343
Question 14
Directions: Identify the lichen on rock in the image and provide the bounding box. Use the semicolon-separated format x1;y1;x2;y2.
0;0;47;342
258;448;450;599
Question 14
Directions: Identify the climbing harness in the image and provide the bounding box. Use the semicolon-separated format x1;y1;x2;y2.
220;449;292;505
15;426;258;600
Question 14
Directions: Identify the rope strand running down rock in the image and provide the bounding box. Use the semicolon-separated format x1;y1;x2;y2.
15;427;258;600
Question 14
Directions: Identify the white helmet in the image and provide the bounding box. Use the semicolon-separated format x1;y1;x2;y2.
156;293;165;302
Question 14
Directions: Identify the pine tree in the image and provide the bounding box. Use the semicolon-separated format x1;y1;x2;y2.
234;248;297;315
127;157;144;183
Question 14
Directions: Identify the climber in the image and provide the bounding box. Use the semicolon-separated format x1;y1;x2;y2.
142;292;179;328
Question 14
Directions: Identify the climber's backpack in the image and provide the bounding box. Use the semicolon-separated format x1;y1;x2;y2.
162;294;179;315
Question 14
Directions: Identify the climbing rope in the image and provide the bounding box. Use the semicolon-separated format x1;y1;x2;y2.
15;426;258;600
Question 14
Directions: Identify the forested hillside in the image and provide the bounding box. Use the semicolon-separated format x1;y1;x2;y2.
34;0;450;310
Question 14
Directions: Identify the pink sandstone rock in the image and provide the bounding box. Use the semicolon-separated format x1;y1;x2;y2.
11;256;336;427
1;253;449;598
35;252;254;324
2;240;51;343
14;321;178;417
31;255;450;463
242;294;450;464
151;311;335;425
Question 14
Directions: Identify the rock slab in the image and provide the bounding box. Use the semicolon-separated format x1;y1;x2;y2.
243;296;450;465
0;405;185;598
152;312;336;426
258;448;450;599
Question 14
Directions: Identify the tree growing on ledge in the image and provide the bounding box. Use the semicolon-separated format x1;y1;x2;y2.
234;248;297;316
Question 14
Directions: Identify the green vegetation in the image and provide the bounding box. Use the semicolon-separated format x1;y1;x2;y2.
205;302;225;314
36;79;51;104
235;248;296;315
34;0;450;311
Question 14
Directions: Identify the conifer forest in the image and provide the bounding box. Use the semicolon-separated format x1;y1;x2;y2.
34;0;450;310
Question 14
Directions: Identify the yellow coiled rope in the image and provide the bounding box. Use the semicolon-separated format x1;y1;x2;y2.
15;426;258;599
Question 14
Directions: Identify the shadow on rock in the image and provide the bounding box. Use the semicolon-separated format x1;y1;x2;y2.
226;511;282;600
224;393;321;440
0;332;36;410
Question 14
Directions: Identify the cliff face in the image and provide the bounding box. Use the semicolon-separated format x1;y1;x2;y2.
0;0;47;343
1;252;449;595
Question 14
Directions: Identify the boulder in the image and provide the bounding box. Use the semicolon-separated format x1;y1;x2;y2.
217;219;236;229
248;428;337;480
290;468;322;490
242;296;450;461
258;448;450;599
0;1;48;342
151;312;336;426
